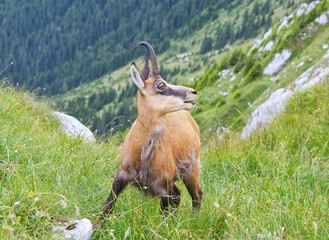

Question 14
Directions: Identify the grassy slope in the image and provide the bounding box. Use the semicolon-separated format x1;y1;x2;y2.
206;82;329;239
1;79;328;238
0;86;120;238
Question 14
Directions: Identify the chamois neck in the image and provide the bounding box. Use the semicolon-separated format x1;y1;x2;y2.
136;92;164;131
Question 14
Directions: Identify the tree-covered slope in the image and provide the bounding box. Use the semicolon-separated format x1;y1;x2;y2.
1;0;236;95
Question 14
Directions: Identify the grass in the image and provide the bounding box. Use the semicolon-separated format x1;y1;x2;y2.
1;78;329;239
0;86;119;238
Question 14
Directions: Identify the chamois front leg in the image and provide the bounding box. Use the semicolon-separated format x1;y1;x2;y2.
100;169;134;218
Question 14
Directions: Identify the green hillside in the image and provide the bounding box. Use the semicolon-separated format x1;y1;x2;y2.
50;0;297;136
190;0;329;133
1;70;328;239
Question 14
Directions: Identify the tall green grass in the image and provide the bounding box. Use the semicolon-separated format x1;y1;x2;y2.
0;86;120;239
1;81;328;239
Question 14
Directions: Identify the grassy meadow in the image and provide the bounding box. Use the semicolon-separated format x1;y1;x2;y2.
0;81;328;239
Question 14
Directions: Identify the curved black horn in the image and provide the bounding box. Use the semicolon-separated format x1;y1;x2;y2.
136;41;160;77
141;59;149;81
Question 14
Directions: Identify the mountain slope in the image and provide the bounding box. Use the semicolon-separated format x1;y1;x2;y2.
50;0;296;135
0;85;119;238
1;1;329;239
190;0;329;134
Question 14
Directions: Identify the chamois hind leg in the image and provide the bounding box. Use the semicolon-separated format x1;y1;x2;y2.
101;169;134;218
182;166;203;211
149;180;176;216
159;183;181;215
170;184;181;210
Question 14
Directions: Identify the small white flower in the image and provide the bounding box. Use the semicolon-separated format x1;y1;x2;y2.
35;210;49;218
226;213;232;218
75;204;80;216
59;198;68;209
9;213;16;220
124;227;131;239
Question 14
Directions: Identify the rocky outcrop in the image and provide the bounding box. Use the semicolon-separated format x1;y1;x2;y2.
242;51;329;139
263;49;292;75
241;89;293;139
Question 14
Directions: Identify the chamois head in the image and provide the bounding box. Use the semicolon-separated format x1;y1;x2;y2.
130;41;198;114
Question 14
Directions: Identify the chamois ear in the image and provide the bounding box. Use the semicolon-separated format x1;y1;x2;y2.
130;62;145;90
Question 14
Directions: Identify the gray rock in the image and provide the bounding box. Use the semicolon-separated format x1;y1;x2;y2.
52;112;96;143
52;218;93;240
315;13;328;25
241;88;294;139
263;49;292;75
260;40;274;52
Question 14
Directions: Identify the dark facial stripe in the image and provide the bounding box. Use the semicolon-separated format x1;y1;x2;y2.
159;86;187;99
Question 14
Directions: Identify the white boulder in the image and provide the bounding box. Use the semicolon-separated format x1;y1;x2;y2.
52;112;96;143
306;1;320;15
218;69;231;78
250;39;263;53
262;28;272;41
295;53;329;91
296;61;305;68
278;17;292;33
296;3;308;17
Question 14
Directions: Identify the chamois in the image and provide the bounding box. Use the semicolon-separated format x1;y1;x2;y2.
101;41;203;217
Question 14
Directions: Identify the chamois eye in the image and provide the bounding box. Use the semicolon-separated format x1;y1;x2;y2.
157;82;167;91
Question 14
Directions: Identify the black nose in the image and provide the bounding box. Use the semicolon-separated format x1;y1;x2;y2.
191;90;197;95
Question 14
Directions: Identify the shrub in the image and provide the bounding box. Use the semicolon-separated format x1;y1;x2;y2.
244;62;262;85
233;89;242;99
